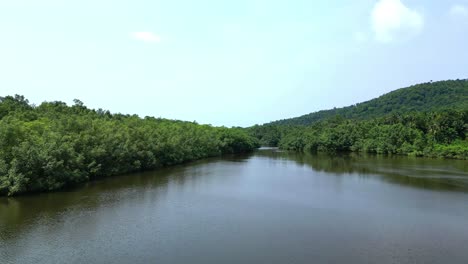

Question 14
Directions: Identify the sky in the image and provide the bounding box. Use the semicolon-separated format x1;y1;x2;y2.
1;0;467;127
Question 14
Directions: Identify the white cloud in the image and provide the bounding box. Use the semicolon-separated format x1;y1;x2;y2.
131;32;161;43
371;0;424;43
450;4;468;17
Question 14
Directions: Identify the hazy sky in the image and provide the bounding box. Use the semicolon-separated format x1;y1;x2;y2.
1;0;467;127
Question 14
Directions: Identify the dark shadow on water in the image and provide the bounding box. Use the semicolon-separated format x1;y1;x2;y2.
0;154;253;239
254;148;468;192
1;149;467;245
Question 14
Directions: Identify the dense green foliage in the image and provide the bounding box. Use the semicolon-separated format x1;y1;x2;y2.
2;80;467;195
269;79;468;126
248;79;468;159
246;124;285;147
0;95;259;196
278;111;468;159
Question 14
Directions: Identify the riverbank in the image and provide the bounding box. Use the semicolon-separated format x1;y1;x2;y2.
2;150;467;264
249;110;468;160
0;96;259;196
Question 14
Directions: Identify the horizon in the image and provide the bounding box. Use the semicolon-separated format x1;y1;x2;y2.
2;77;464;127
1;0;468;127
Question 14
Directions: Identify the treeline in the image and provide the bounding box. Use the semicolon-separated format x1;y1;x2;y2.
269;79;468;126
249;110;468;159
0;95;259;196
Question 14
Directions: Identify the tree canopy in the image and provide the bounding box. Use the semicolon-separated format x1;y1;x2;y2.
248;79;468;159
0;96;259;196
268;79;468;126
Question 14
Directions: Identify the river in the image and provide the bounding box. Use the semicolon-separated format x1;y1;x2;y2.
1;148;468;264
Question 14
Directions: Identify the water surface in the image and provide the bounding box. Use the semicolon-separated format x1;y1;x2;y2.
1;149;468;264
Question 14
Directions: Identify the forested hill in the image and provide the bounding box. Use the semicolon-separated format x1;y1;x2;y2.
0;96;259;196
269;79;468;126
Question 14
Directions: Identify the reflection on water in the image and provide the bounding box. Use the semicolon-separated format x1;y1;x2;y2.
1;149;468;264
0;158;224;237
255;150;468;192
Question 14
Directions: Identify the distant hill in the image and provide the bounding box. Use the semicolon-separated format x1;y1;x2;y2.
268;79;468;126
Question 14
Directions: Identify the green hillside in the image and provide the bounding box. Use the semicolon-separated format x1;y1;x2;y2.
269;79;468;126
248;79;468;159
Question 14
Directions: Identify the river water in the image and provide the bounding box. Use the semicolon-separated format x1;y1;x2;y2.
1;148;468;264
